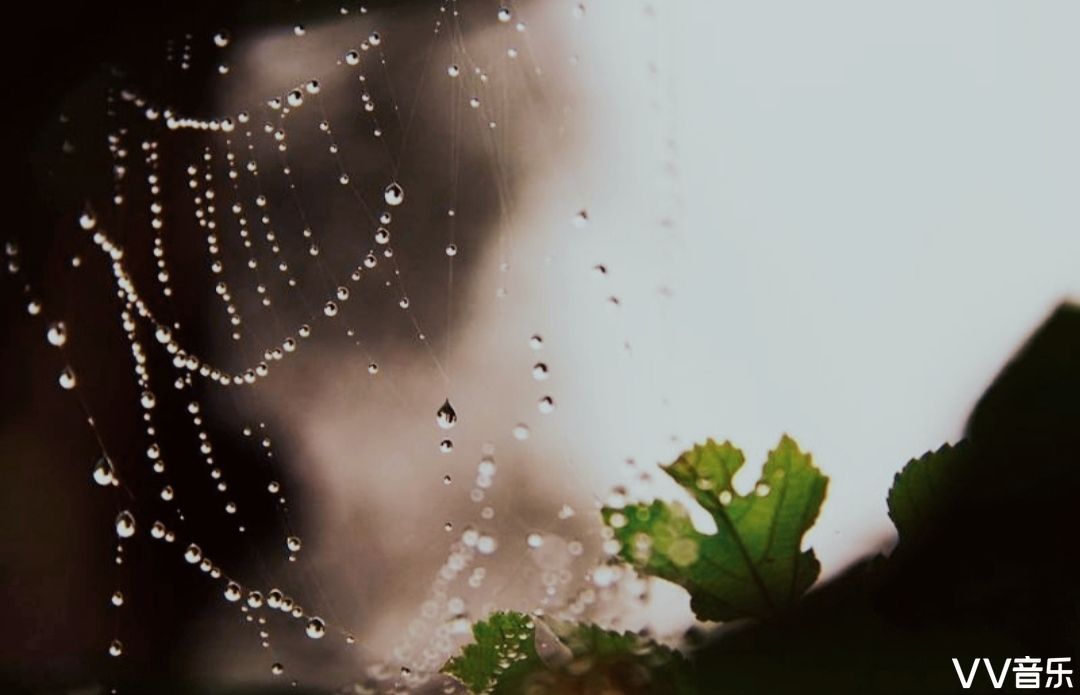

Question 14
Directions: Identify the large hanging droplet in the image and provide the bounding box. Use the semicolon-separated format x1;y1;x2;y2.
184;543;202;564
224;581;242;602
115;511;136;538
92;457;116;486
58;367;77;390
306;616;326;639
46;321;67;347
383;182;404;206
435;399;457;429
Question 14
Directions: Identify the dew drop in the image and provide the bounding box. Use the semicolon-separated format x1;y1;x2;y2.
383;182;404;206
108;639;123;657
305;616;326;639
184;544;203;564
46;322;68;347
447;64;460;77
531;363;549;380
58;367;77;390
224;581;242;602
286;535;302;552
538;396;555;414
92;457;116;486
497;7;512;22
213;31;230;48
439;439;453;453
271;662;284;675
527;533;544;549
512;423;531;440
114;511;136;538
572;210;589;228
111;590;124;606
436;399;457;429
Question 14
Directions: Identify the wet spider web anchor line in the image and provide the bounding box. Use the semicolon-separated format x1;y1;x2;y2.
2;1;664;691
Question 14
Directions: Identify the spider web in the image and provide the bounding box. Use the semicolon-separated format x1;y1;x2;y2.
4;1;685;692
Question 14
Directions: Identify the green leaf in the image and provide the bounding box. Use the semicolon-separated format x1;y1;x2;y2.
441;611;543;694
441;611;692;694
602;435;828;622
887;441;971;544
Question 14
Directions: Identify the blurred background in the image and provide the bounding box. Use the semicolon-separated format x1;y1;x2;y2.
3;0;1080;692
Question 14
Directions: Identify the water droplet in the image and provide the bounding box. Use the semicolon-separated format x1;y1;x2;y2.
345;50;360;65
436;399;457;429
108;639;123;657
528;334;544;350
527;533;544;549
497;7;512;22
305;616;326;639
111;590;124;606
115;511;135;538
184;544;202;564
286;536;302;552
439;439;453;453
46;322;67;347
383;182;404;206
512;423;531;440
213;31;230;48
532;363;549;380
224;581;242;602
271;662;284;675
92;457;116;486
447;64;460;77
755;482;771;497
58;367;77;390
445;243;458;257
572;210;589;228
324;301;339;317
537;396;555;414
